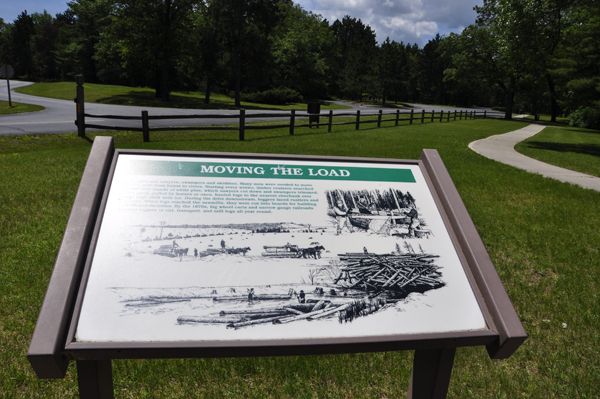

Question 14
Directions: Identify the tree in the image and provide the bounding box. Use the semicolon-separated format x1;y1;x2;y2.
206;0;283;106
330;16;377;101
550;0;600;113
99;0;199;101
12;11;35;79
446;19;523;119
418;34;452;106
270;3;335;100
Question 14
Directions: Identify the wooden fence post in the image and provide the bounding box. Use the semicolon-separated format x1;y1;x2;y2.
440;110;444;122
377;110;382;128
239;109;245;141
454;111;457;121
410;109;414;125
447;111;450;122
328;110;333;133
142;111;149;142
75;75;86;138
484;110;487;118
290;109;295;136
356;110;360;130
459;111;462;120
395;110;400;126
431;110;435;123
421;110;425;123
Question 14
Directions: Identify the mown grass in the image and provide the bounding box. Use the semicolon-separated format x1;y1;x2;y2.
0;100;45;115
14;82;350;111
515;125;600;177
523;114;570;126
1;118;599;398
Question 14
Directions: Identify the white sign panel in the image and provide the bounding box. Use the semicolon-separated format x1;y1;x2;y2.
75;154;487;343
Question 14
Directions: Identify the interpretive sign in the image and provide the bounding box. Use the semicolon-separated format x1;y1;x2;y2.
28;137;526;399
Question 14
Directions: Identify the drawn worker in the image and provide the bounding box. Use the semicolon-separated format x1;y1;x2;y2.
357;196;374;214
247;288;254;302
403;206;420;237
333;200;354;235
220;239;226;249
173;240;179;248
297;290;306;303
194;248;198;257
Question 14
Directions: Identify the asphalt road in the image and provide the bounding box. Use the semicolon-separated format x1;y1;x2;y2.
0;80;502;136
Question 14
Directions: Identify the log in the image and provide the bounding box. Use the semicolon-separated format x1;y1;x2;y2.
219;309;289;316
307;303;352;320
178;316;243;324
227;315;286;329
312;300;327;311
276;305;342;324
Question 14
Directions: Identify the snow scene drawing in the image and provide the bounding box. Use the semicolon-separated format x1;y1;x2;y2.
74;155;488;343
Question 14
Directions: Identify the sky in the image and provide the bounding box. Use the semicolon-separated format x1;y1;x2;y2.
1;0;483;47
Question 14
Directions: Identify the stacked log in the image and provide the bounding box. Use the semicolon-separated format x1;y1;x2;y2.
334;252;444;297
176;297;387;329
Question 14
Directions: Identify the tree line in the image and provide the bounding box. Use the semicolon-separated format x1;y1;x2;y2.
0;0;598;121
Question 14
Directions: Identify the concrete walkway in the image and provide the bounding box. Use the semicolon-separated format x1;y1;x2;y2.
469;123;600;192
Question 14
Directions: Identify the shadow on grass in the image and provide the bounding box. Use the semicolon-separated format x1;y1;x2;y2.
523;141;600;158
95;90;299;111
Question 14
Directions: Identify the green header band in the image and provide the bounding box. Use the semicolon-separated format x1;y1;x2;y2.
125;160;416;183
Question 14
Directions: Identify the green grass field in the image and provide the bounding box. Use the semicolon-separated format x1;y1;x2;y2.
515;125;600;177
1;118;599;398
15;82;350;111
0;100;45;115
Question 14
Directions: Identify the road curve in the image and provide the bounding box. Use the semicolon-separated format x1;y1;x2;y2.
469;124;600;192
1;80;501;136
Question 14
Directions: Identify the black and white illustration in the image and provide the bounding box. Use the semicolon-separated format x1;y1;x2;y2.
74;155;487;343
326;189;430;237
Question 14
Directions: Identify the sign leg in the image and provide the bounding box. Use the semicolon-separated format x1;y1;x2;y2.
407;348;456;399
76;360;114;399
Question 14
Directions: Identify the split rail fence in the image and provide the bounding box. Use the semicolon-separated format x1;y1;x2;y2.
74;76;489;142
76;107;488;142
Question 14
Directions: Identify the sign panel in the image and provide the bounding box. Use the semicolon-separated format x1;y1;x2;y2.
0;64;14;78
74;154;487;343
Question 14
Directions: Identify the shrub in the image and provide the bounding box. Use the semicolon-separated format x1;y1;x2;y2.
240;87;303;105
569;107;600;129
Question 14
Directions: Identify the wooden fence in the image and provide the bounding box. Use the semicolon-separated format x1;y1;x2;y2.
76;107;487;142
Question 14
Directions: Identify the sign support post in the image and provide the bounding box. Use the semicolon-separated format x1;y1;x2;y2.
75;75;86;138
0;64;14;106
76;360;114;399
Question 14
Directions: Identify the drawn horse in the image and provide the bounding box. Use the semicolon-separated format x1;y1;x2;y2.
301;245;325;259
227;247;251;256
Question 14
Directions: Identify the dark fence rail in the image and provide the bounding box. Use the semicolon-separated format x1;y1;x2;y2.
73;76;500;141
77;107;488;142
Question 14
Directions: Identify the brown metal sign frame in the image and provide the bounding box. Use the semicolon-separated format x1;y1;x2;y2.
28;136;526;398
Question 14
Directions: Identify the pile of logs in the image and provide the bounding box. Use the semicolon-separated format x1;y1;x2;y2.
333;252;444;297
177;297;386;329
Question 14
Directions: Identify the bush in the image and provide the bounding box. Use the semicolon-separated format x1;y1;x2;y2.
240;87;303;105
569;107;600;129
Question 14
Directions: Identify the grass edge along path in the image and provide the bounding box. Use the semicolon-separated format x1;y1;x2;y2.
15;81;351;111
0;100;45;115
515;125;600;178
1;118;599;398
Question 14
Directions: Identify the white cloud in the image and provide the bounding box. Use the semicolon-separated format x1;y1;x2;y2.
294;0;482;45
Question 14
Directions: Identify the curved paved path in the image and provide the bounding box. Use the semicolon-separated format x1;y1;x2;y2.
469;124;600;192
1;80;502;136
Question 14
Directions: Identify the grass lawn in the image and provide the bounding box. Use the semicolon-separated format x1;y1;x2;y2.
14;82;350;111
0;100;45;115
523;114;570;125
515;125;600;177
1;118;599;398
